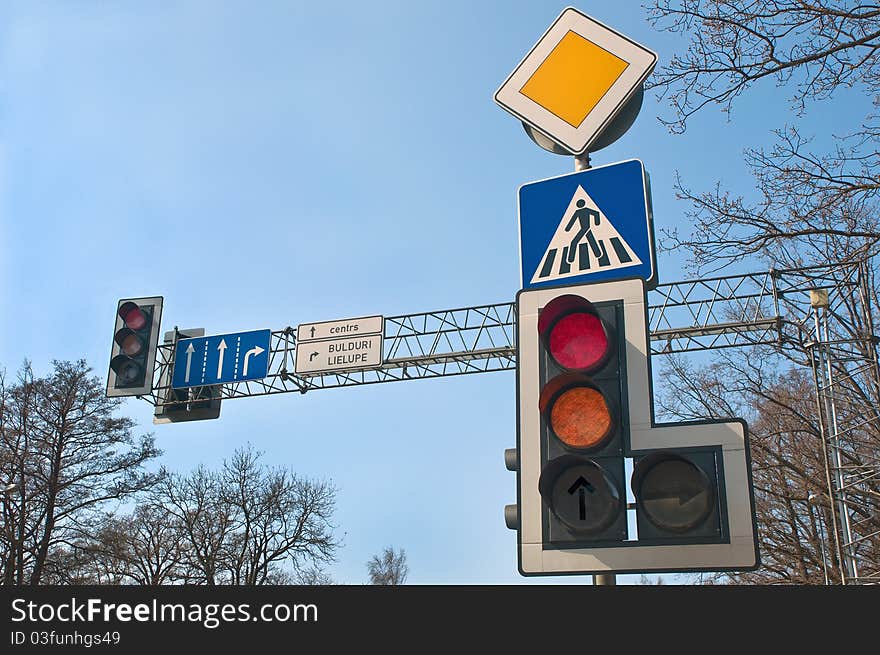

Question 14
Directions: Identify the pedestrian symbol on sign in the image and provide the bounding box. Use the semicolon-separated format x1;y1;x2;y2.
530;185;641;285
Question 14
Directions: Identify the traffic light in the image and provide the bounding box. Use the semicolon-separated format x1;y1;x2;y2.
153;329;222;424
511;278;759;575
107;296;163;397
533;292;627;547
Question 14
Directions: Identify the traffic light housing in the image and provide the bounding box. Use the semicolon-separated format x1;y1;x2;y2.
107;296;163;397
153;328;222;424
534;293;627;547
511;278;759;575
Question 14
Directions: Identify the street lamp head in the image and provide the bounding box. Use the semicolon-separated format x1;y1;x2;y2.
808;491;829;507
3;482;19;495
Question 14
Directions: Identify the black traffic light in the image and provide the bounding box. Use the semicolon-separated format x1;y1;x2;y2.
107;296;163;397
153;328;222;424
534;292;627;547
511;279;759;575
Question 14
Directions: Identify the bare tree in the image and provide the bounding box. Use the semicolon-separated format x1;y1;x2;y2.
0;361;162;585
647;1;880;132
220;445;340;585
656;351;877;583
15;442;341;585
367;546;408;585
153;445;339;585
642;1;880;582
0;360;340;586
646;1;880;272
159;465;235;585
0;360;163;585
78;502;188;585
293;565;336;585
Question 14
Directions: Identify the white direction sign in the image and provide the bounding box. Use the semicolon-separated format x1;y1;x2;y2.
295;315;384;376
297;315;384;343
494;7;657;155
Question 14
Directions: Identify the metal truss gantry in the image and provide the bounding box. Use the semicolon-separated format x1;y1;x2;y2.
148;259;880;584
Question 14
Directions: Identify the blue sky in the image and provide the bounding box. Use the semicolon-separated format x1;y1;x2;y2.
0;2;867;584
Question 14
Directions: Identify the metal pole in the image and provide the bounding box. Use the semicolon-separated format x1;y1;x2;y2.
575;149;617;587
808;491;831;585
815;305;859;582
808;326;846;583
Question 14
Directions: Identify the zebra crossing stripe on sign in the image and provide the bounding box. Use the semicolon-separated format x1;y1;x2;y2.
530;184;641;284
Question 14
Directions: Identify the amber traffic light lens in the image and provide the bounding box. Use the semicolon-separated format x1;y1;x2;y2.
120;333;144;356
549;385;612;449
114;328;145;356
540;373;614;451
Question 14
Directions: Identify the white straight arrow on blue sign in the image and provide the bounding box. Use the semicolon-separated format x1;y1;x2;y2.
172;329;271;389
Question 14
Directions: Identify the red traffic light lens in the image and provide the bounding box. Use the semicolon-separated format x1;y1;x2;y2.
540;373;614;450
118;302;147;331
548;312;608;371
538;295;610;373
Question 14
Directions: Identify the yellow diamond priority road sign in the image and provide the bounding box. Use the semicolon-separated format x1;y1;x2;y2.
494;7;657;155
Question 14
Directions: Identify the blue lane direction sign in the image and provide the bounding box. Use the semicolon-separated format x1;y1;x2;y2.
172;329;271;389
518;159;656;290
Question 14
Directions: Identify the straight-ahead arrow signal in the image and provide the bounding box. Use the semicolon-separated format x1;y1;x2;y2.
184;343;196;383
242;345;265;377
216;339;227;379
568;476;595;522
310;326;316;338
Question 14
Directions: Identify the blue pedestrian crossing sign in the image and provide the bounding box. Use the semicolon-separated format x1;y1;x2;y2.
518;159;656;290
172;329;271;389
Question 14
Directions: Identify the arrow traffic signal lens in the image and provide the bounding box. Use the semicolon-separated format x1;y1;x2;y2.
538;455;621;534
632;454;715;533
538;295;610;373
